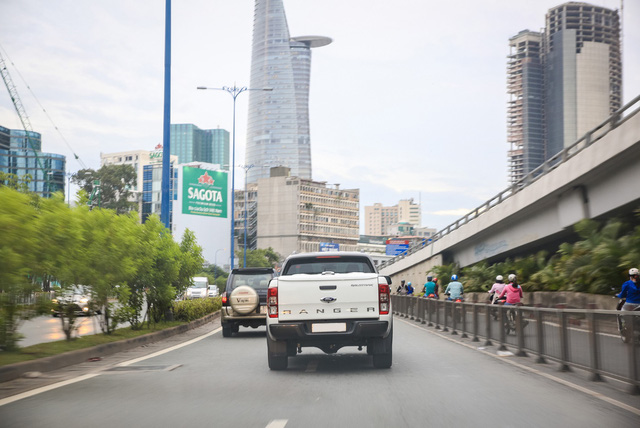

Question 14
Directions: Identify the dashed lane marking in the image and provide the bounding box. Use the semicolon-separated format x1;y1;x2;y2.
266;419;288;428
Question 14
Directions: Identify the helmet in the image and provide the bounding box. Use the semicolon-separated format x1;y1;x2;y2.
407;282;412;285
433;277;438;282
451;274;458;281
427;276;433;281
496;275;504;282
630;268;639;276
508;274;517;282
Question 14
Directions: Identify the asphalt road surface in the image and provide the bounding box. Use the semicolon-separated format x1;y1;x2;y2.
2;317;639;427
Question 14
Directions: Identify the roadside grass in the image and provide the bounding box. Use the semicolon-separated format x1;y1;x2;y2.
0;321;187;367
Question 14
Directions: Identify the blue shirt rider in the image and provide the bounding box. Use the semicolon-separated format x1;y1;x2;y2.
617;268;640;310
423;276;438;298
406;282;414;296
445;275;464;300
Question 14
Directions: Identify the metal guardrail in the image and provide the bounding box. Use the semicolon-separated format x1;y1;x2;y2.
380;94;640;270
392;295;640;394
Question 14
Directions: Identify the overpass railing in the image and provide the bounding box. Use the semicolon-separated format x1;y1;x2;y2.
392;295;640;394
380;93;640;270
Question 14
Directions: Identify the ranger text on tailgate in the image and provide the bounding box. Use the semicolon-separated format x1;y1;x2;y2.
266;252;393;370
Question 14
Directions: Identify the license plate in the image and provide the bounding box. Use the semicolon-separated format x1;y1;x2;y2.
312;322;346;333
260;305;267;314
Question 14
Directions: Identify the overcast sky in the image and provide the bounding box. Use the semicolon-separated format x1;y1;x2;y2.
1;0;638;232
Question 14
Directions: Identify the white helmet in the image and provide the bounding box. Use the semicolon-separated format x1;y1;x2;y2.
630;268;639;276
508;274;517;282
496;275;504;282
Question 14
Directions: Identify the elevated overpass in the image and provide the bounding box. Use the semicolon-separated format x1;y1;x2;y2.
380;95;640;282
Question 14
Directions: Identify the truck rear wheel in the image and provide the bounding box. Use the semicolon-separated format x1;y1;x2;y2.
371;330;393;369
267;335;288;370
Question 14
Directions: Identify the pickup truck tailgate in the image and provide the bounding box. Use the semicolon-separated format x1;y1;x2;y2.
276;273;380;321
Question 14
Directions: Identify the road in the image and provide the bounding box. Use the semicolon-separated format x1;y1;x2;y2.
18;315;103;347
2;316;639;427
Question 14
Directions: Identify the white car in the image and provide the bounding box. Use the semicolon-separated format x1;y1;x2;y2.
185;277;209;299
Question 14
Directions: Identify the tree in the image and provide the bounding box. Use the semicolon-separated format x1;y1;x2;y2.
242;248;281;268
0;187;44;350
0;171;32;194
34;193;86;340
80;209;141;333
173;229;204;298
72;164;137;213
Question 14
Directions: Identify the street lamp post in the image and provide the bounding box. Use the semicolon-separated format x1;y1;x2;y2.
240;164;255;267
197;85;272;270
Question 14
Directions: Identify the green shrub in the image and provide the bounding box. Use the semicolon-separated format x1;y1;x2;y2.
172;297;222;322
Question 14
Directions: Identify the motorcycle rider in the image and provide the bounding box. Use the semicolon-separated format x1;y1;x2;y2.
444;274;464;300
617;268;640;311
396;279;406;295
488;275;507;304
497;274;523;305
406;281;414;296
423;275;438;299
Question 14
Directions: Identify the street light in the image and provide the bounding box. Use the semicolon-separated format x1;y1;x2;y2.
197;85;273;270
239;164;255;267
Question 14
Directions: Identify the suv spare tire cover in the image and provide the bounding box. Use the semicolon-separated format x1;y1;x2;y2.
229;285;260;315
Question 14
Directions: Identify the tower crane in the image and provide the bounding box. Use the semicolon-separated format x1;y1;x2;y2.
0;49;51;196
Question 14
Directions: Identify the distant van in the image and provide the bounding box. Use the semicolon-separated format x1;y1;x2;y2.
186;277;209;299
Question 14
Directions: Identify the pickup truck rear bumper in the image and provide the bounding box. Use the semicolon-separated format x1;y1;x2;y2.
269;320;390;341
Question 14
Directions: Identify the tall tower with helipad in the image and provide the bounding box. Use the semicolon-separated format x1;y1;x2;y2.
245;0;331;183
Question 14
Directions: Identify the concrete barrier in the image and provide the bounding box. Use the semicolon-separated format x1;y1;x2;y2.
0;312;220;384
465;291;618;310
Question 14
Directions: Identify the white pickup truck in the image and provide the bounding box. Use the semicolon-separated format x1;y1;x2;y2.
266;252;393;370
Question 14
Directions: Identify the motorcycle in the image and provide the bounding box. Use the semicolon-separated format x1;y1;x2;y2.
615;297;640;344
501;302;527;335
488;293;506;320
445;294;464;323
425;293;438;299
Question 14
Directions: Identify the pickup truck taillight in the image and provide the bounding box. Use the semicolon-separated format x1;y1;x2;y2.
267;287;278;318
378;283;390;315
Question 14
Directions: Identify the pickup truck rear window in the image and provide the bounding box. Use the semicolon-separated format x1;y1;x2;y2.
281;256;375;275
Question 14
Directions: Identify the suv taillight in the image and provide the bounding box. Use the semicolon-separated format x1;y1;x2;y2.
267;287;278;318
221;291;228;306
378;283;390;315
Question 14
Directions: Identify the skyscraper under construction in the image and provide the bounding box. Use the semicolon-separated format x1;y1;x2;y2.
507;2;621;183
245;0;331;184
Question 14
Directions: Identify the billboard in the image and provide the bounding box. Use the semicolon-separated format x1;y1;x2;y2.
385;239;410;256
182;166;228;218
319;242;339;252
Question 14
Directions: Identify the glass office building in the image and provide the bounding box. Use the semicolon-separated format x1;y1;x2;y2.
245;0;331;183
170;124;229;169
0;125;66;198
142;162;177;227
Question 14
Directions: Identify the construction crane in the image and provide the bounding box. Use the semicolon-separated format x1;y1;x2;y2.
0;49;51;196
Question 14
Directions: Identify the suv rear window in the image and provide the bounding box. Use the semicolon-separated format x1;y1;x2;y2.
228;273;273;291
282;256;374;275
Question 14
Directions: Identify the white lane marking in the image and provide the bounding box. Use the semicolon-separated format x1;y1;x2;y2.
116;327;221;366
0;326;222;407
305;360;319;373
0;374;100;407
400;318;640;417
266;419;288;428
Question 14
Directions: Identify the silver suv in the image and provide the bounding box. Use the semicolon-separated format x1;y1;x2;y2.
221;267;275;337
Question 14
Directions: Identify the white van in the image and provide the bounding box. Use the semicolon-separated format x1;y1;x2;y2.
186;277;209;299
